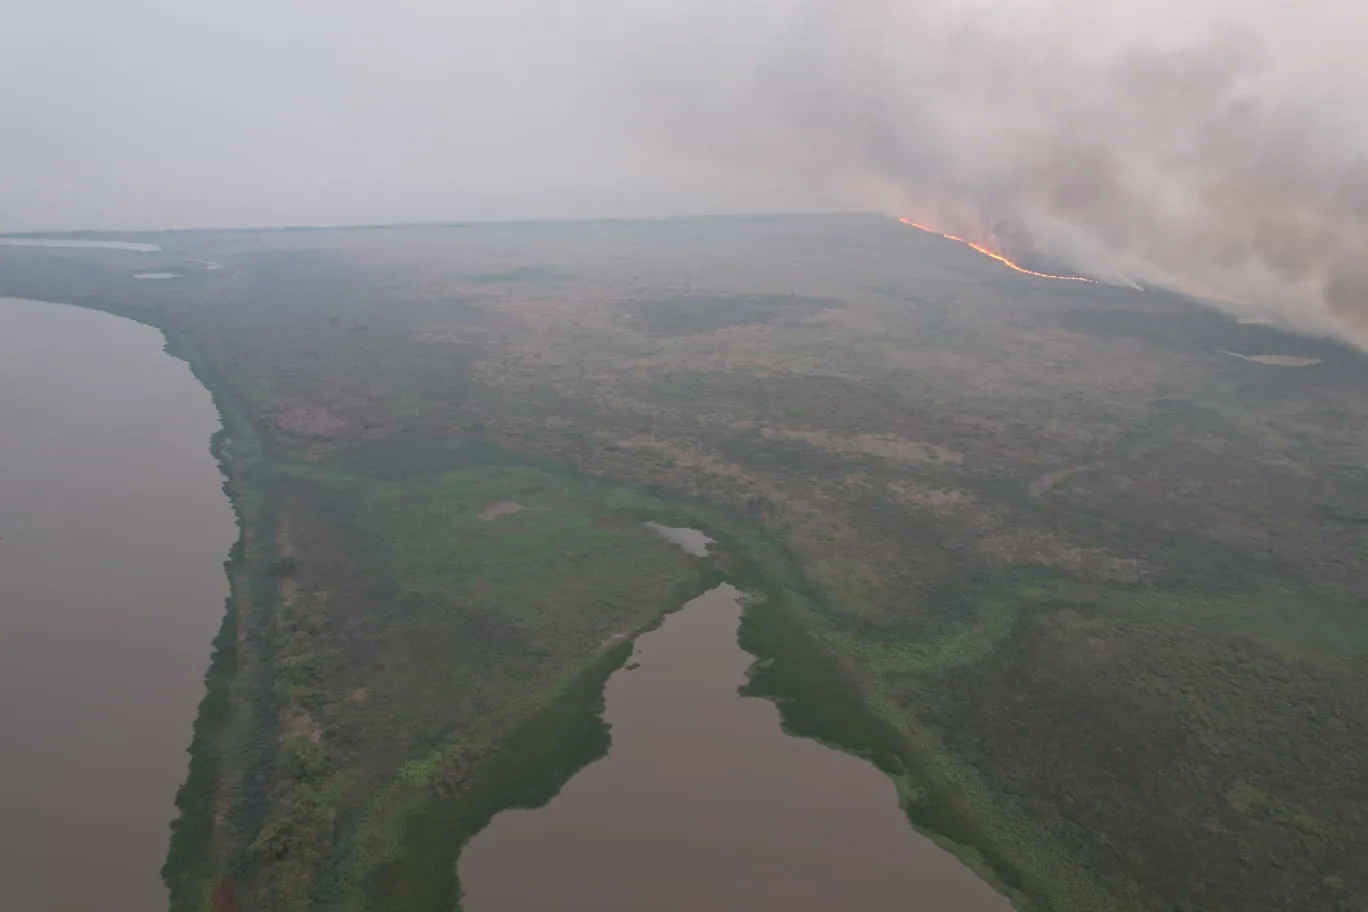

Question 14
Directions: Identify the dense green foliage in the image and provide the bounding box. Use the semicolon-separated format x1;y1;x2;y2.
366;640;631;911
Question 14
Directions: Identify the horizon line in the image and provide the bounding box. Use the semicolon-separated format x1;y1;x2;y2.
0;209;875;238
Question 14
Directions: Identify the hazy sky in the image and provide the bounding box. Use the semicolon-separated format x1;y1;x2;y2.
0;0;843;231
1;0;1353;230
3;0;1366;337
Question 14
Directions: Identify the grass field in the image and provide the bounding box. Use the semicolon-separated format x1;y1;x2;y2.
4;213;1368;911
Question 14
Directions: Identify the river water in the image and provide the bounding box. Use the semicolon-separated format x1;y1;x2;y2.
459;579;1014;911
0;298;236;912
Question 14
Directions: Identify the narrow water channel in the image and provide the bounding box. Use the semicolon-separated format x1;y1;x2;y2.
0;298;236;912
459;549;1014;911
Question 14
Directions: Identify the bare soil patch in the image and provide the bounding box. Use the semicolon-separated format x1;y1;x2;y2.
275;403;353;438
478;501;527;522
282;710;323;745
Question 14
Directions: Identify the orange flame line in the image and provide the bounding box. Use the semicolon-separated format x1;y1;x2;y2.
966;243;1094;282
898;217;1094;283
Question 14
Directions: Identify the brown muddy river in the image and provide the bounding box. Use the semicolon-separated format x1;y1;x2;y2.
0;298;236;912
459;582;1014;912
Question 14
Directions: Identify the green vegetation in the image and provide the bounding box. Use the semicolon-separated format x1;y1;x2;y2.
366;639;631;912
3;213;1368;912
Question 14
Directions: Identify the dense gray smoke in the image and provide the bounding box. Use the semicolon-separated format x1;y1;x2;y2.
612;0;1368;342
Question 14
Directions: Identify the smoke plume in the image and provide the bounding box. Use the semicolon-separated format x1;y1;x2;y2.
612;0;1368;343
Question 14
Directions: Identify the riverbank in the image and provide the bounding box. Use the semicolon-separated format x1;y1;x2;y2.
151;318;276;912
0;301;1158;912
1;280;1073;912
119;350;1040;912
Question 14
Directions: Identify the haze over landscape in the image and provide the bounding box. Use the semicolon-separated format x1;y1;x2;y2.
6;0;1368;342
3;3;1368;912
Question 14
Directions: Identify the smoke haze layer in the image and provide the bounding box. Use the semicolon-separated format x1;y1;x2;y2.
613;0;1368;343
4;0;1365;341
